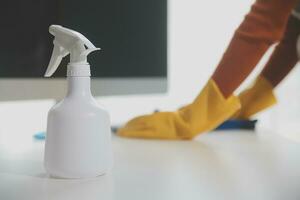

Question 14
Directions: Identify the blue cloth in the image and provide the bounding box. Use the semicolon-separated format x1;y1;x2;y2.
215;119;257;130
33;131;46;140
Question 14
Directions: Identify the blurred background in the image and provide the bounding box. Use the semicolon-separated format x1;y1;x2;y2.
102;0;300;140
0;0;300;140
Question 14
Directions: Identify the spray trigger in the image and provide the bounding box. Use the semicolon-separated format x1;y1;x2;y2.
44;25;100;77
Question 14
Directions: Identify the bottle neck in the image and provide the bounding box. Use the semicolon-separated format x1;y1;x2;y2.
66;76;92;98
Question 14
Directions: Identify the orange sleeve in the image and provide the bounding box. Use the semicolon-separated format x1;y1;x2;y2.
212;0;299;98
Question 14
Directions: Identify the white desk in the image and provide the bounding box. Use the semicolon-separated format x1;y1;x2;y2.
0;101;300;200
1;131;300;200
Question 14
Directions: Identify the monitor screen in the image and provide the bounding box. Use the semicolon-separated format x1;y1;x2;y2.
0;0;167;78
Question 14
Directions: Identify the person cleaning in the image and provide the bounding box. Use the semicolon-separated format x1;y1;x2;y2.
117;0;300;139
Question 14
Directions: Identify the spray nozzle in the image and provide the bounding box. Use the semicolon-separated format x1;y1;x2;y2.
45;25;100;77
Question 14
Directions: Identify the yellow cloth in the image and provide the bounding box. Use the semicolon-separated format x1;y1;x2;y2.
117;79;241;140
233;76;277;119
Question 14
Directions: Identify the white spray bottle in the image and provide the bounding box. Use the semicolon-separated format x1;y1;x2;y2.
44;25;112;178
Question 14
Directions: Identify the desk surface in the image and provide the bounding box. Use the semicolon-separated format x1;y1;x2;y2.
1;127;300;200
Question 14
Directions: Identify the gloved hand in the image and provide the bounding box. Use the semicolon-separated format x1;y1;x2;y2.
233;76;277;119
117;79;241;139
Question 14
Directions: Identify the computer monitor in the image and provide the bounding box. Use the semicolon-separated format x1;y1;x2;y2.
0;0;167;101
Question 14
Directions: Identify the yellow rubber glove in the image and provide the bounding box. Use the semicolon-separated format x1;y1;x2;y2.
117;79;241;140
233;76;277;119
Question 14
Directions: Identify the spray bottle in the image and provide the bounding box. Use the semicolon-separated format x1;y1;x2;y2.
44;25;112;178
